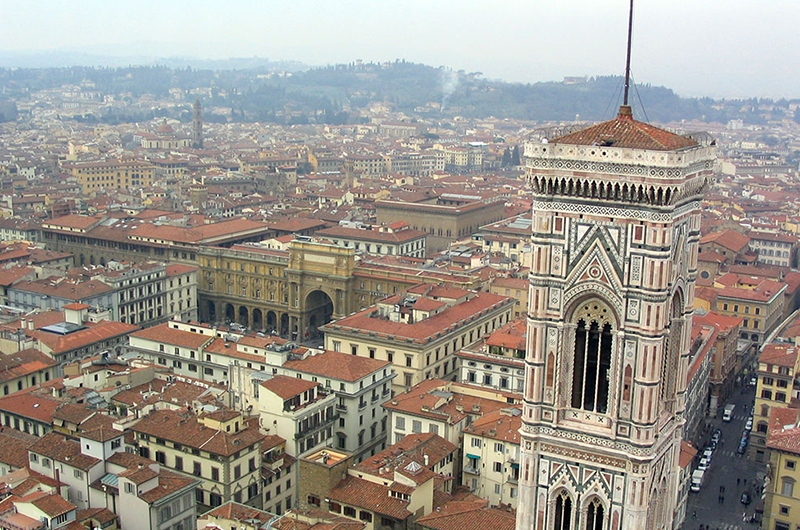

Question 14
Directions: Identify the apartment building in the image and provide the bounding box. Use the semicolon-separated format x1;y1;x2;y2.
325;433;457;530
257;375;338;458
165;264;198;322
260;436;295;516
322;285;514;393
462;407;522;509
0;348;58;395
28;430;124;509
456;317;526;394
714;274;786;346
748;230;797;268
127;320;293;385
488;277;529;318
692;311;743;415
130;409;264;511
281;349;393;462
62;159;155;194
383;379;521;448
315;222;427;258
763;407;800;530
752;344;800;462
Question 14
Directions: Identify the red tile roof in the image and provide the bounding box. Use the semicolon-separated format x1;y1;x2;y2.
30;320;137;355
0;349;57;384
327;476;412;520
130;322;213;349
283;350;389;382
463;408;522;443
700;230;750;253
766;407;800;454
132;409;264;457
550;108;698;151
323;291;512;343
759;344;798;368
260;375;319;399
416;501;516;530
29;433;101;471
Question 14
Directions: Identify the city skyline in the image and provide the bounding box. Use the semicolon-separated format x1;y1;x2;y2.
1;0;799;99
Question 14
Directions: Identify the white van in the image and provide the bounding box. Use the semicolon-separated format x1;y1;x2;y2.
723;404;735;422
691;469;705;492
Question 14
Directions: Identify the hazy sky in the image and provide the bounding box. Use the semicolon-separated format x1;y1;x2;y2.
2;0;798;99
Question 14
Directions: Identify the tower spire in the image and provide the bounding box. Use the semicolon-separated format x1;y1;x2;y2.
622;0;634;110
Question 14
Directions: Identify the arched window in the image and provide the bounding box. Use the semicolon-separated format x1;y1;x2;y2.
761;404;770;417
585;498;605;530
660;294;683;414
553;491;572;530
570;301;614;414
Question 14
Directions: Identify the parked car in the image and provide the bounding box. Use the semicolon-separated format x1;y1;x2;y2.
746;418;753;431
698;457;710;471
741;491;751;505
711;429;722;445
737;438;748;455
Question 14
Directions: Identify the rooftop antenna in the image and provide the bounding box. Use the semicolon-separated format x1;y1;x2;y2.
621;0;634;110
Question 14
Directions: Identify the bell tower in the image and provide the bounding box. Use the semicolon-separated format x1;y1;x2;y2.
515;108;715;530
192;97;203;149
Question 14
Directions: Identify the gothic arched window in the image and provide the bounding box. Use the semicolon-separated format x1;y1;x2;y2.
660;294;683;414
553;491;573;530
570;303;613;414
584;498;605;530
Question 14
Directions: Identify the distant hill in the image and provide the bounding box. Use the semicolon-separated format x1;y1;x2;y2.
0;59;796;125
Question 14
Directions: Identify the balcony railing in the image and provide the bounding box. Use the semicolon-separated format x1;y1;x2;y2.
295;413;339;439
463;466;480;475
336;404;348;413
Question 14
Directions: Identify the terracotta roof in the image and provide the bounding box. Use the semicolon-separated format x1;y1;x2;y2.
692;311;743;335
0;349;57;384
484;318;526;352
0;391;64;423
260;375;319;399
52;403;95;425
316;226;426;244
327;476;412;520
137;469;197;504
766;407;800;454
132;409;264;457
203;501;273;523
165;263;198;276
29;320;137;356
463;408;522;443
700;230;750;253
283;350;390;382
130;322;213;349
759;344;798;368
29;433;101;471
355;432;457;480
323;291;512;343
0;429;36;469
12;278;114;300
0;266;35;287
416;501;516;530
25;492;76;517
550;107;698;151
383;380;518;425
